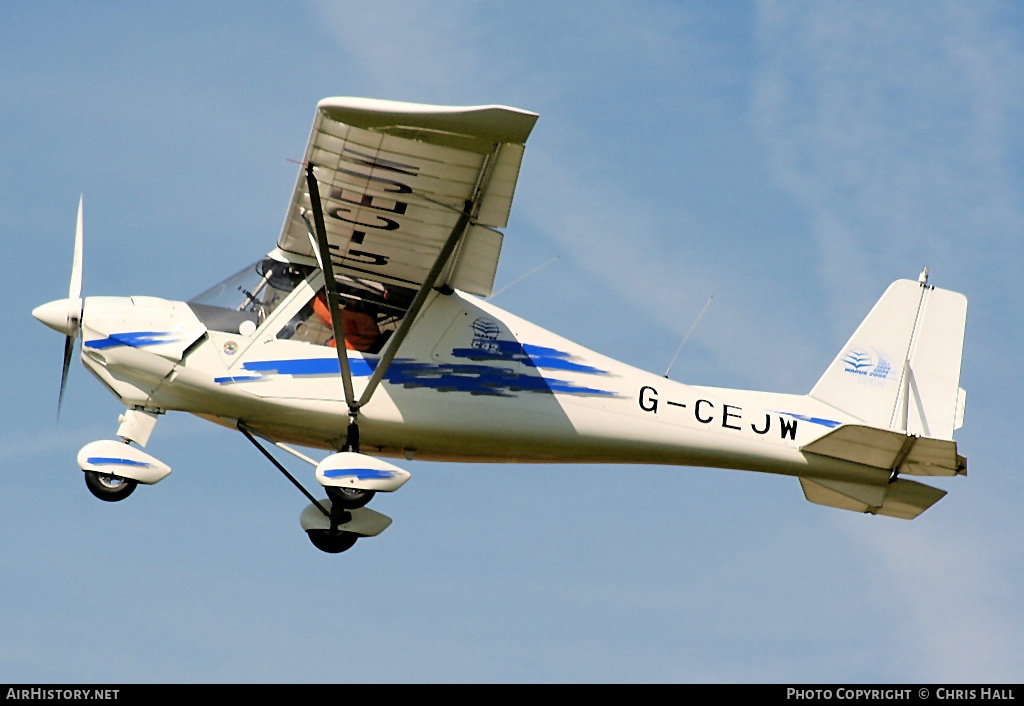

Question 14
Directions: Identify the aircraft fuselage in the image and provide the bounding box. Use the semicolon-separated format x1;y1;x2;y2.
76;285;885;489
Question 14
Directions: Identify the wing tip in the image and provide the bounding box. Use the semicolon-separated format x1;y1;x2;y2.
316;96;539;145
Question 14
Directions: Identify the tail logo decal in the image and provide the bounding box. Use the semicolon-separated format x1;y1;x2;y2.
841;347;893;383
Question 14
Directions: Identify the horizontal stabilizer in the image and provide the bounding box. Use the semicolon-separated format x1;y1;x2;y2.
799;476;947;520
802;424;966;476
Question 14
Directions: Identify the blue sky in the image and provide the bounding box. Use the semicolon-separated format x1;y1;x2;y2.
3;1;1023;683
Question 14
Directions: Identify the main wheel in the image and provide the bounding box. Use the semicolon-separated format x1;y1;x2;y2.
325;485;376;510
306;529;359;554
84;471;138;502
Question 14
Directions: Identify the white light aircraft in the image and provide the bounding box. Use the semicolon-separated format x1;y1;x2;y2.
33;98;969;554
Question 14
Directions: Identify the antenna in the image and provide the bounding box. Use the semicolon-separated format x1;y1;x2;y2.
489;255;559;300
663;295;713;379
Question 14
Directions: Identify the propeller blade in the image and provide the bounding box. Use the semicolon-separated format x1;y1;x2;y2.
57;196;84;419
58;331;77;418
70;195;83;301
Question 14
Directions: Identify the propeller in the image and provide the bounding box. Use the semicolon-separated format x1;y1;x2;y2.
32;196;85;417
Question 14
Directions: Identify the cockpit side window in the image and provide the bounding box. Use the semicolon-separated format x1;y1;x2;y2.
188;258;313;336
277;275;415;354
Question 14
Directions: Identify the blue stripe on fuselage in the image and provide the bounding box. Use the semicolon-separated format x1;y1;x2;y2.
240;357;376;377
777;412;842;428
221;354;616;397
85;331;178;350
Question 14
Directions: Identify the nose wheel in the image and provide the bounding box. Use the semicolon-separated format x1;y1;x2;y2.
84;471;138;502
306;529;359;554
77;438;171;503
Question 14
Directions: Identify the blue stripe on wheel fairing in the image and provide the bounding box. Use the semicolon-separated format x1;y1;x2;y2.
322;468;399;480
86;457;151;467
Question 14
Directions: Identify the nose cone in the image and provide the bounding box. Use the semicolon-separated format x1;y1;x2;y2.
32;298;81;335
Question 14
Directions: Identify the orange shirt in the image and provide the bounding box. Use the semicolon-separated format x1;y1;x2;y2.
342;308;380;351
313;292;381;351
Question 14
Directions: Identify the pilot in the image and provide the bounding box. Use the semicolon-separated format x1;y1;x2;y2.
313;290;382;352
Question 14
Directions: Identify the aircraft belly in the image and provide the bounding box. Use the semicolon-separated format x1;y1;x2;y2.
168;367;886;488
356;390;887;487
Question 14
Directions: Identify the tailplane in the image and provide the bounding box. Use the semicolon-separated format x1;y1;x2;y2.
809;271;967;440
798;476;947;520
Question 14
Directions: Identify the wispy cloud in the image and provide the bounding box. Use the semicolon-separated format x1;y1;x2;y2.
516;147;823;388
755;0;1024;677
847;518;1023;681
309;0;484;101
754;0;1024;328
309;0;700;106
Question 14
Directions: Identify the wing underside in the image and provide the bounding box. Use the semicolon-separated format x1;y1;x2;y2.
277;98;539;297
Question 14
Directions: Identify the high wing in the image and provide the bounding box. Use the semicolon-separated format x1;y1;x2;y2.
277;97;539;297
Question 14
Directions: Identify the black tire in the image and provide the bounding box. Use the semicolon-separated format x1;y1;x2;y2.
306;529;359;554
84;471;138;502
325;485;376;510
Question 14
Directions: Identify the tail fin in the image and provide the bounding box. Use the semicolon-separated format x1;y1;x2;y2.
810;273;967;440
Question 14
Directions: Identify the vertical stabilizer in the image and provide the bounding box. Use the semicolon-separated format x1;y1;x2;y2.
810;278;967;440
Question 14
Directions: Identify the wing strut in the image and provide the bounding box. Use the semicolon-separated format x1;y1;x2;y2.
304;164;357;418
303;144;503;450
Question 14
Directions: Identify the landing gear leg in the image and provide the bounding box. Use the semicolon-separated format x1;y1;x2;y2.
238;423;375;555
343;418;360;453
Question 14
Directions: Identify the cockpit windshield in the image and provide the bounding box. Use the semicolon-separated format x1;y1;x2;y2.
188;258;313;335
